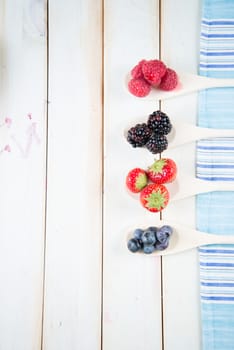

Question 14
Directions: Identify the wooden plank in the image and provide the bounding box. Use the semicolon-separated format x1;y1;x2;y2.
103;1;162;349
43;1;102;349
0;0;47;349
161;0;202;349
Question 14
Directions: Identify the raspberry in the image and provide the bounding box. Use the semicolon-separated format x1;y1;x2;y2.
147;110;172;135
127;123;152;147
131;60;146;79
145;134;168;154
142;60;167;85
128;78;151;97
159;68;178;91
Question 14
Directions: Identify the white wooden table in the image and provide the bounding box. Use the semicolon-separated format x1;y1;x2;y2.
0;0;201;349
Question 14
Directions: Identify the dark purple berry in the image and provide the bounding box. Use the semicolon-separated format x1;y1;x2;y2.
147;110;172;135
127;123;152;148
145;134;168;154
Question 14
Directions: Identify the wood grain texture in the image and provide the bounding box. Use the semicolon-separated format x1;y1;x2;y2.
43;1;102;349
0;1;204;349
103;1;163;349
161;0;202;349
0;0;47;349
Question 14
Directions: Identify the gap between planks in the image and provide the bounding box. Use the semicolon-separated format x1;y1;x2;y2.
101;0;105;349
159;0;165;349
40;0;49;349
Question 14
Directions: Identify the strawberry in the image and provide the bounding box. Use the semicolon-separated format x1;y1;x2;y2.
147;158;177;184
140;183;169;212
126;168;148;193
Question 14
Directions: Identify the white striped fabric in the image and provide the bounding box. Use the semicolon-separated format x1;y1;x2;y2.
199;244;234;304
197;138;234;180
200;19;234;76
197;2;234;348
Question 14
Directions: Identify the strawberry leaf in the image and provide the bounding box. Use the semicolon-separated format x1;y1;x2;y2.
135;173;147;190
150;159;166;174
145;189;167;210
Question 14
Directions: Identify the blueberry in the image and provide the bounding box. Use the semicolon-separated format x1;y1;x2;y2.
160;225;173;236
155;240;169;251
143;244;155;254
156;231;169;244
156;225;173;243
142;230;156;245
137;239;144;249
127;238;140;253
133;228;144;240
147;226;158;233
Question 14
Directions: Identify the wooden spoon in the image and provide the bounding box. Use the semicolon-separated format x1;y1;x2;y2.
129;171;234;202
126;220;234;256
128;172;234;202
124;121;234;149
126;72;234;100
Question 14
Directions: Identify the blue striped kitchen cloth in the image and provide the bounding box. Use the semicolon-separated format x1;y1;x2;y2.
197;1;234;348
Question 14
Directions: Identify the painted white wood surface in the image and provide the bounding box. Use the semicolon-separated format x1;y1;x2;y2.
103;1;163;350
0;1;204;349
0;0;46;349
43;1;102;349
161;0;202;349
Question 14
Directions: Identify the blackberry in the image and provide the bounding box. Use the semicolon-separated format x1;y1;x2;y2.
127;123;152;147
145;134;168;154
147;110;172;135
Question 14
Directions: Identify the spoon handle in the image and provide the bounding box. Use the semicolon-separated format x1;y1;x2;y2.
200;127;234;138
205;77;234;89
204;233;234;246
170;176;234;201
167;73;234;97
169;123;234;149
159;227;234;256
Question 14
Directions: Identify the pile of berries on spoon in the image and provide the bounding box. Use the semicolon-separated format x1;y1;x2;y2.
127;110;172;154
128;59;178;97
126;158;177;213
127;225;173;254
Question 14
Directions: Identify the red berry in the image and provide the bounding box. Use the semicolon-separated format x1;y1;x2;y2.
140;183;169;212
126;168;148;193
128;78;151;97
147;158;177;184
142;60;167;85
159;68;178;91
131;60;146;79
